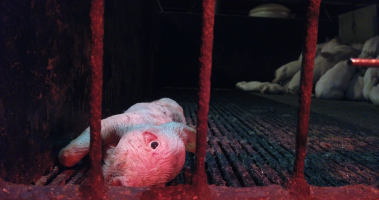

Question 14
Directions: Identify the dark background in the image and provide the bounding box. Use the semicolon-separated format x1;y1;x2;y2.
158;14;338;88
0;0;377;184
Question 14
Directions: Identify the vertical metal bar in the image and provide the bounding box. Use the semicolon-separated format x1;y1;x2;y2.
192;0;215;198
81;0;105;199
286;0;321;198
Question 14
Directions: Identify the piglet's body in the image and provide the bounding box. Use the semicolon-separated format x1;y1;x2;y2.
286;55;327;93
363;68;379;101
260;83;284;94
274;43;326;85
356;37;379;76
236;81;284;94
363;61;379;106
287;45;360;93
272;60;302;84
286;39;342;93
345;72;366;101
58;98;196;187
315;60;356;100
359;36;379;58
349;43;364;52
369;86;379;106
236;81;270;92
59;98;188;167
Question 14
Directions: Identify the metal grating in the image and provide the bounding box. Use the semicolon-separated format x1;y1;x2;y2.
35;89;379;187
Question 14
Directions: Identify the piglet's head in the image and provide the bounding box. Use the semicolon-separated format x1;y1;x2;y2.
102;122;196;187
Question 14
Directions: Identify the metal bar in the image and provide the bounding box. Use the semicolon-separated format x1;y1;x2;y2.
34;166;59;186
349;58;379;68
191;0;215;198
286;0;321;198
81;0;105;199
2;184;379;199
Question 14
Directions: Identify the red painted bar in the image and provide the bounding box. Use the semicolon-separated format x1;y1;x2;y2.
2;184;379;200
349;58;379;68
81;0;105;199
286;0;321;198
191;0;215;198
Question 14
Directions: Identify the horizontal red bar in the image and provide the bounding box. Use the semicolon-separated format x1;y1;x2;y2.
1;184;378;199
348;58;379;68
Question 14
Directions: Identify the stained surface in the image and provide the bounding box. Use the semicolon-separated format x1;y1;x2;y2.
35;89;379;187
0;0;93;184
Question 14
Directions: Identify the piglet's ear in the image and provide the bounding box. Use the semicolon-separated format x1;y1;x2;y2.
161;122;197;153
143;131;158;145
178;124;197;153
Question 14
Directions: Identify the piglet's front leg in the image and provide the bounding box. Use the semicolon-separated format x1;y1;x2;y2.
58;114;130;167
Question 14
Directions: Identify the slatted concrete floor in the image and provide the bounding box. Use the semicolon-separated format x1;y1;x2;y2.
35;88;379;187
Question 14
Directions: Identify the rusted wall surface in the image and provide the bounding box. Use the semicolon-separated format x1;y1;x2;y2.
0;0;92;184
0;0;158;184
102;0;159;115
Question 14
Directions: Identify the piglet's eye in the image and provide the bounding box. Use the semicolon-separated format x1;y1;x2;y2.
150;141;159;149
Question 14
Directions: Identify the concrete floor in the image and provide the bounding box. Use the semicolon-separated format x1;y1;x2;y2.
252;92;379;131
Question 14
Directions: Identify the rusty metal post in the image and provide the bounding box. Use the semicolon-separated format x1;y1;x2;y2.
286;0;321;198
81;0;105;199
191;0;216;199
